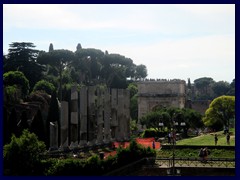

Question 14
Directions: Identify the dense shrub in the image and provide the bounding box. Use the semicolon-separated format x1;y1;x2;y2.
3;71;30;97
117;140;156;166
3;130;46;175
44;140;156;176
4;85;21;103
33;80;56;95
142;129;157;138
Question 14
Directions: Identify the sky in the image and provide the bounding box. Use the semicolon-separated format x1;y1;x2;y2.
3;4;235;83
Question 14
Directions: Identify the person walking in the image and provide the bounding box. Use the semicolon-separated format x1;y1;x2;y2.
203;147;210;163
152;140;155;149
198;148;204;162
226;133;230;145
167;132;171;144
214;134;218;145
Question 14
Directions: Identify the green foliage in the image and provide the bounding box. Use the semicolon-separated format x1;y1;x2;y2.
46;158;85;176
116;140;156;166
4;42;46;90
127;82;138;98
31;110;46;143
194;77;214;100
212;81;230;97
49;43;54;52
203;96;235;130
135;64;148;79
3;129;46;175
142;129;158;138
177;129;235;146
130;119;138;132
4;85;21;103
33;80;56;95
4;71;30;97
227;79;235;96
157;148;235;158
44;140;155;176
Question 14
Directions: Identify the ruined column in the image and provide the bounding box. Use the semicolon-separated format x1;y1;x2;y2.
96;87;103;144
79;86;87;147
123;89;130;140
117;89;124;141
103;88;111;143
59;101;68;150
111;89;118;141
87;86;96;145
70;86;78;149
49;121;58;150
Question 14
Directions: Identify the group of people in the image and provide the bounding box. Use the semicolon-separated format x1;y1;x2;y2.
167;131;176;144
214;133;231;146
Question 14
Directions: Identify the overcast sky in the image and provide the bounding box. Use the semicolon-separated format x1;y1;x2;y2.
3;4;235;83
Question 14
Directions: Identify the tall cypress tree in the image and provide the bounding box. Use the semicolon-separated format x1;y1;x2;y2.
46;91;60;147
31;110;45;143
49;43;54;52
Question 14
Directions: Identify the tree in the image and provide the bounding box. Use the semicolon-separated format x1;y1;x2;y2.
135;64;148;79
127;83;138;98
37;49;75;100
202;96;235;130
46;91;60;147
4;42;46;89
130;95;138;121
7;109;19;138
212;81;230;97
3;129;46;175
140;110;170;132
33;80;56;95
76;43;82;51
227;79;235;96
194;77;214;99
49;43;54;52
3;71;30;98
31;110;46;143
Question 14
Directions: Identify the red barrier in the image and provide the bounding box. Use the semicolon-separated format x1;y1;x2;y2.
105;138;161;158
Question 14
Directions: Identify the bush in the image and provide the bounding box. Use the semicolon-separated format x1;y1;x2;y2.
33;80;56;95
3;71;30;97
3;130;46;175
142;129;157;138
44;140;156;176
116;140;156;166
4;85;21;104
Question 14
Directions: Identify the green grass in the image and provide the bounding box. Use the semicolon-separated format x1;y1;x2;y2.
156;129;235;158
157;148;235;158
177;130;235;146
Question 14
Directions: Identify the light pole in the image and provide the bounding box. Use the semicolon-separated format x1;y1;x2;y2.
159;119;185;176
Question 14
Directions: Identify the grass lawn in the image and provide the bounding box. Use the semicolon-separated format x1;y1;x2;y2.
177;129;235;146
157;148;235;158
157;129;235;158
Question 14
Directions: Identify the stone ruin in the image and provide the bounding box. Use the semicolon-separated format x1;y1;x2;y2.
50;86;130;150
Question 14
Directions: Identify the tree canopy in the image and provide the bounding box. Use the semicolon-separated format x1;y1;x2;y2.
4;42;46;89
140;107;202;137
3;71;30;98
202;95;235;130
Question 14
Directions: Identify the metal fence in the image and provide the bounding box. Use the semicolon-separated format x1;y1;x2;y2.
104;157;235;176
146;157;235;168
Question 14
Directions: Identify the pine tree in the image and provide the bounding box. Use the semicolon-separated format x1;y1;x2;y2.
49;43;54;52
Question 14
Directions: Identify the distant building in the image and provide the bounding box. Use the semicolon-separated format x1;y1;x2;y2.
137;79;186;120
